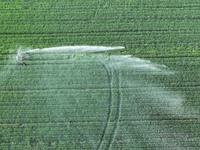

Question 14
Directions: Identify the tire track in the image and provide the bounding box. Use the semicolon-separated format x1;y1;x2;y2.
96;61;112;150
106;65;121;150
92;0;101;23
96;56;121;150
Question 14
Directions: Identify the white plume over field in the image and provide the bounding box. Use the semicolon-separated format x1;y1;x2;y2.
13;45;197;117
0;45;198;149
27;46;125;53
16;45;171;74
15;46;124;62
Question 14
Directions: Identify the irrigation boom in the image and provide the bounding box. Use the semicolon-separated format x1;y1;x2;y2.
16;46;124;62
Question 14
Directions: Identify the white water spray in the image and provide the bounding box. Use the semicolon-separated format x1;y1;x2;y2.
0;45;198;149
16;46;124;62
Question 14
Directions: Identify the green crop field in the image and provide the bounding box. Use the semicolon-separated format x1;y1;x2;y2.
0;0;200;149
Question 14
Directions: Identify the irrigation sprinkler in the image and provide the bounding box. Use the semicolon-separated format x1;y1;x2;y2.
16;46;125;64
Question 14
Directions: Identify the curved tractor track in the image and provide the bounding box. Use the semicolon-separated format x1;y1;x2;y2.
96;58;122;150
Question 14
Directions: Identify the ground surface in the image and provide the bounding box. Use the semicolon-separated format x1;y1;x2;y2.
0;0;200;149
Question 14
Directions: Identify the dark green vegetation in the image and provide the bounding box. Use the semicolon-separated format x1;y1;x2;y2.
1;0;200;56
0;0;200;149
